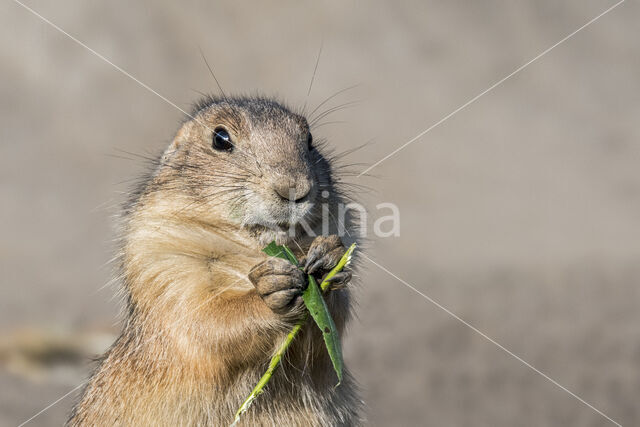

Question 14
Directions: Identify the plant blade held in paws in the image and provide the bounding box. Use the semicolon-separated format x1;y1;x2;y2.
303;274;343;383
232;241;356;426
310;243;355;384
263;238;344;381
262;241;298;263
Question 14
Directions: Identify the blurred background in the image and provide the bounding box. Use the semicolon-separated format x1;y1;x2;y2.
1;1;639;425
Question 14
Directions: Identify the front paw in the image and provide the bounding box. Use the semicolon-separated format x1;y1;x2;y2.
248;257;307;318
303;235;347;275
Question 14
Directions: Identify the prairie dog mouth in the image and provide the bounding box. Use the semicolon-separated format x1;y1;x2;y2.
242;190;317;232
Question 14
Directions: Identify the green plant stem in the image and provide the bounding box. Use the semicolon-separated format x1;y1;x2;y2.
231;321;305;425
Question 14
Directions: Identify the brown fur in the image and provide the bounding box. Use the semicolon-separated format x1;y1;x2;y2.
68;96;362;426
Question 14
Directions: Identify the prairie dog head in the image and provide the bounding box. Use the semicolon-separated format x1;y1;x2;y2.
153;96;338;242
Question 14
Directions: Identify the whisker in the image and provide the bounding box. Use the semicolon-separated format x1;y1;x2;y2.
309;100;361;127
302;40;323;114
329;139;376;160
310;120;347;130
198;46;227;99
307;84;360;119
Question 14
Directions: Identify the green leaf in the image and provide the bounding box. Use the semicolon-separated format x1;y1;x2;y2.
262;241;291;261
234;241;355;424
260;241;354;383
303;275;344;383
262;241;299;265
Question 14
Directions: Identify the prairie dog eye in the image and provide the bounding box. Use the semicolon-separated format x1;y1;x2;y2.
212;127;233;151
307;133;313;150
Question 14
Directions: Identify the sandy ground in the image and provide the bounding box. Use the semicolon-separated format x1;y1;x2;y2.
1;1;639;425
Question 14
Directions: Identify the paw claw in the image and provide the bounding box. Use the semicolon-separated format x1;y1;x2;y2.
307;259;324;275
304;235;346;275
326;271;352;284
248;257;307;316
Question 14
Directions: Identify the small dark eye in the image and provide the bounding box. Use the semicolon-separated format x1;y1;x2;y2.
307;133;313;150
212;127;233;151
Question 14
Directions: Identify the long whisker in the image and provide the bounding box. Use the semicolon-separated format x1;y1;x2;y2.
310;120;347;130
198;46;227;99
329;139;376;160
307;84;360;119
302;40;323;114
172;186;246;216
111;148;258;184
309;100;361;126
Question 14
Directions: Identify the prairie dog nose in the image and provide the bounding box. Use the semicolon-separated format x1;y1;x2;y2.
273;177;312;202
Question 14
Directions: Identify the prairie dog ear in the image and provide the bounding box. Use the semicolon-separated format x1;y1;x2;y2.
162;138;181;163
162;125;191;161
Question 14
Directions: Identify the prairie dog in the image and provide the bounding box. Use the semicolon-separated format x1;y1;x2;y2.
68;96;362;426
